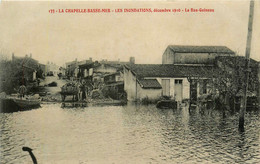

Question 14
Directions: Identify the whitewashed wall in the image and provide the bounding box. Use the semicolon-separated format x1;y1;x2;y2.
136;84;162;100
124;67;137;101
144;77;190;100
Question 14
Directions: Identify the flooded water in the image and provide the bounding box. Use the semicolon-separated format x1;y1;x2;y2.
0;103;259;163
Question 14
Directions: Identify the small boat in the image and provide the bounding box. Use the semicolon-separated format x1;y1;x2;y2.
12;98;41;108
156;100;177;109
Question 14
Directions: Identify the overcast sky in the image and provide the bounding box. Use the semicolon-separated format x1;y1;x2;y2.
0;1;259;66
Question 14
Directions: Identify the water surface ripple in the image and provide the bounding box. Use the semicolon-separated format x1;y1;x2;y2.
0;104;259;163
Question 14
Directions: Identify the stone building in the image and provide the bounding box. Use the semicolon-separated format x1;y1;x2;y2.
162;45;235;65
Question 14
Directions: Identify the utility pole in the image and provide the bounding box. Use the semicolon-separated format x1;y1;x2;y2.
239;0;255;132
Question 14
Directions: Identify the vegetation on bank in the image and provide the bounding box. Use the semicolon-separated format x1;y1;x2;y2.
0;54;44;94
212;56;259;110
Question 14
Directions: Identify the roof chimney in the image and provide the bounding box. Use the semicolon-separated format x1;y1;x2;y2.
130;57;135;64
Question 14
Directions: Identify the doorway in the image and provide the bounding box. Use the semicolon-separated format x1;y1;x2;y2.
174;79;183;101
190;80;197;104
162;79;170;96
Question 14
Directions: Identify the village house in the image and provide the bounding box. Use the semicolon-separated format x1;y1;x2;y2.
123;45;259;108
39;63;46;77
162;45;235;65
58;67;66;77
103;72;123;84
102;72;124;100
65;60;78;80
123;45;235;102
78;61;99;81
65;58;93;80
93;57;135;82
124;64;224;102
46;61;59;76
93;63;118;82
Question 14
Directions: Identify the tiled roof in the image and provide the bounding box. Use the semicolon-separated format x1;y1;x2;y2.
166;45;235;54
104;72;120;77
100;60;131;65
125;64;225;78
137;79;162;89
105;81;124;87
79;62;100;69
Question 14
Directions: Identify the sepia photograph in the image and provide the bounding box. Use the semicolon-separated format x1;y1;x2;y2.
0;0;259;163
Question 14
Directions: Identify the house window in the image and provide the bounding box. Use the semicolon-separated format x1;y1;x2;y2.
175;79;183;84
202;80;207;94
116;76;121;81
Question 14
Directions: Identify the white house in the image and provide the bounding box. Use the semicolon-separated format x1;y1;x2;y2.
124;64;224;102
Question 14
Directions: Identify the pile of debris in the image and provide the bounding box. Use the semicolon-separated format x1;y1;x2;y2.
41;96;58;102
0;92;7;99
61;82;78;94
47;81;57;87
91;89;104;99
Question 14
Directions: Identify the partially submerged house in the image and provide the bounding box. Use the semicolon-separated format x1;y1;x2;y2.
65;58;93;80
162;45;235;65
104;72;123;84
93;57;135;82
95;64;118;73
102;72;124;100
78;61;98;80
92;57;135;99
124;64;224;102
90;63;116;82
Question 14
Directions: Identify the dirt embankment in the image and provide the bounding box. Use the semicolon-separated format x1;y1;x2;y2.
36;76;68;102
36;76;126;106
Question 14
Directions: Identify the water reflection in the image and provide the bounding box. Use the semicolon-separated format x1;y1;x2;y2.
0;103;259;163
61;102;88;108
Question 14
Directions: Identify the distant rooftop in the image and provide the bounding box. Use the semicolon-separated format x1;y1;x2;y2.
137;79;162;89
100;60;132;66
166;45;235;54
